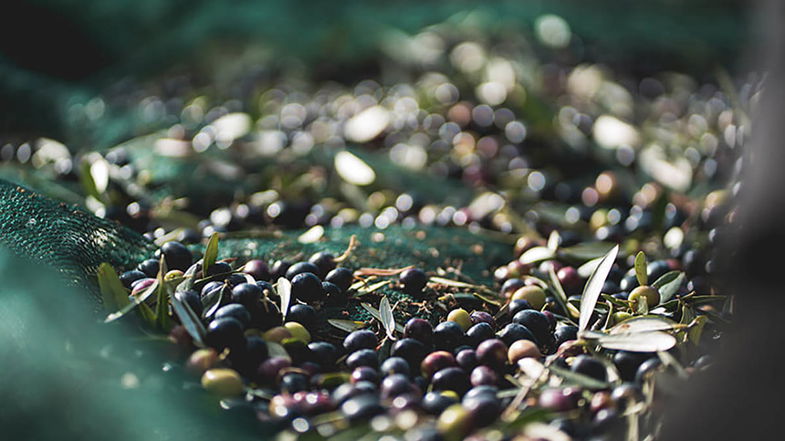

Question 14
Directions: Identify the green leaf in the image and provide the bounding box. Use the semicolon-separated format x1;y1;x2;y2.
104;279;159;323
609;316;676;334
519;246;556;265
688;315;708;346
175;262;200;293
579;244;619;332
577;256;604;278
202;283;226;319
155;257;173;331
361;303;405;333
595;331;677;352
171;290;207;346
379;296;396;340
277;277;292;321
651;271;685;303
202;232;220;278
549;364;611;389
327;319;365;333
547;267;577;323
96;263;130;311
634;251;648;286
558;242;617;261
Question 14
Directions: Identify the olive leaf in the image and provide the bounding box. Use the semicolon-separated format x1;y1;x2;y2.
519;246;556;265
548;364;611;389
202;232;220;278
96;262;131;311
171;291;206;346
687;315;708;346
608;316;676;334
594;331;677;352
579;244;619;333
277;277;292;321
634;251;648;286
558;242;616;261
175;262;200;293
379;296;396;340
547;267;578;322
201;283;226;319
577;256;603;278
328;319;365;333
104;279;159;323
361;302;405;333
547;230;561;251
155;257;173;331
651;271;685;303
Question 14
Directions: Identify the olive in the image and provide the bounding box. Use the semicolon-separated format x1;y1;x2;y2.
437;404;472;440
231;336;269;375
391;338;429;368
590;390;614;413
157;241;192;271
511;286;547;310
497;323;538;347
283;322;311;343
433;321;465;351
351;366;380;384
422;391;458;415
120;270;147;288
280;372;310;394
470;366;498;387
271;260;292;279
511;310;551;343
431;367;470;394
341;394;384;421
629;285;661;308
230;282;262;308
186;348;219;376
226;273;248;286
307;341;338;368
462;393;501;428
308;252;336;278
346;349;379;370
592;408;623;436
206;261;233;278
136;258;160;278
619;272;639;291
501;278;526;297
508;340;541;364
333;381;377;404
381;374;417;398
201;280;224;297
476;339;508;370
613;351;650;382
403;318;434;346
215;303;251;328
508;299;533;317
611;383;643;409
201;368;244;397
325;267;353;292
175;289;203;316
469;311;495;328
205;317;245;351
290;272;322;303
299;391;336;415
381;357;411;377
557;266;581;294
466;322;495;347
647;260;670;282
286;261;321;280
421;351;457;379
400;268;428;295
322;281;346;306
242;259;271;281
635;357;663;384
343;329;378;352
571;355;607;382
391;393;422;412
263;326;292;343
456;349;479;371
287;304;317;329
256;356;291;384
538;388;577;412
550;418;577;437
553;325;578;347
447;308;472;332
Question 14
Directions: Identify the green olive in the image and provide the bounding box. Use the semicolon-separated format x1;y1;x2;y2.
629;286;660;308
447;308;472;332
284;321;311;343
201;368;244;397
511;286;547;310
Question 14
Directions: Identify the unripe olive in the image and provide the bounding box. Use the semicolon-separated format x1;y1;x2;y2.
508;339;542;364
629;285;660;308
186;348;219;376
201;368;244;397
447;308;472;332
511;286;547;310
263;326;292;343
284;322;311;343
437;404;472;441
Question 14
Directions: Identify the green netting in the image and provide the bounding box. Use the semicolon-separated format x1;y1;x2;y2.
0;179;156;301
0;178;510;327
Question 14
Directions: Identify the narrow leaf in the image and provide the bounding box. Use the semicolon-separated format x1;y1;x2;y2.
596;331;677;352
577;256;604;278
97;263;130;311
379;297;396;340
156;257;172;330
277;277;292;321
328;319;365;333
547;230;560;251
202;232;220;278
519;246;556;265
104;280;159;323
634;251;648;286
652;271;685;303
549;364;611;389
609;316;676;334
172;292;206;346
176;262;200;293
687;315;708;346
547;267;577;322
202;284;226;319
361;303;405;333
558;242;616;261
579;245;619;332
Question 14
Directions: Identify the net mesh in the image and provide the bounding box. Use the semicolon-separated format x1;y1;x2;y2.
0;178;510;326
